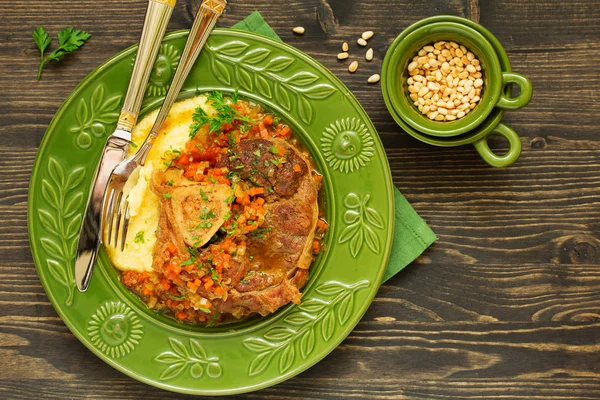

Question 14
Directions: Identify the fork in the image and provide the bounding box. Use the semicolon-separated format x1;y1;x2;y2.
103;0;227;251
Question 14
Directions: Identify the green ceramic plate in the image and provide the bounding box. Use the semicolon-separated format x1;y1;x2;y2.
27;29;394;395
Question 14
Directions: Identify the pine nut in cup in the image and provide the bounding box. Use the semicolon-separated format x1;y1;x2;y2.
292;26;305;35
406;41;484;121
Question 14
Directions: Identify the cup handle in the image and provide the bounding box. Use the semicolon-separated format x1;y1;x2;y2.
472;123;522;167
496;72;533;110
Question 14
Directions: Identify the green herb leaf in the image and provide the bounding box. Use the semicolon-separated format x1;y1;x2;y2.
181;256;196;266
34;26;91;80
206;311;221;327
189;91;255;138
163;193;172;199
199;188;209;201
209;267;221;284
33;27;52;78
134;231;145;244
269;145;279;154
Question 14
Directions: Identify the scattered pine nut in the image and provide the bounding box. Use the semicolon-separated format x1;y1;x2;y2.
292;26;305;35
407;40;484;121
368;74;380;83
348;61;358;73
361;31;374;40
357;38;367;46
337;52;349;60
365;48;373;61
342;42;349;52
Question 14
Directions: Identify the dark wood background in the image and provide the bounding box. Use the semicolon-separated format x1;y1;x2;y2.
2;0;599;398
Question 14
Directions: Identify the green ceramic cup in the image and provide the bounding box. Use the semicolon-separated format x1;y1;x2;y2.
382;16;533;167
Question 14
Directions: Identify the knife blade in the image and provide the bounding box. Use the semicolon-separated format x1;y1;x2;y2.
75;130;130;291
74;0;176;292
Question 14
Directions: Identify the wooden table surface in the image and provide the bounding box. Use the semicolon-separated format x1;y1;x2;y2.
2;0;599;398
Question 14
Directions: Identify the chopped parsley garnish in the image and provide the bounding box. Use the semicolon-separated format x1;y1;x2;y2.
228;133;237;147
249;227;272;239
209;267;221;285
200;207;216;220
226;221;238;236
208;176;218;183
130;142;138;148
240;279;250;284
162;193;172;199
207;311;221;326
134;231;145;244
169;294;186;301
191;235;202;247
253;149;261;157
198;307;211;314
269;145;279;154
199;188;209;201
189;90;255;139
186;246;199;257
166;179;174;186
180;256;196;266
190;220;213;230
273;117;280;125
267;186;274;193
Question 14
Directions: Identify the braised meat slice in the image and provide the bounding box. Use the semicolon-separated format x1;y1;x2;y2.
216;138;309;197
150;170;232;270
213;138;319;318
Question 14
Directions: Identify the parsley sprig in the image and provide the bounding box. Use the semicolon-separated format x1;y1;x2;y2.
189;91;254;139
33;26;91;80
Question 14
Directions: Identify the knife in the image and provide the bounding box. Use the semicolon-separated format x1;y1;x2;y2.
75;0;177;292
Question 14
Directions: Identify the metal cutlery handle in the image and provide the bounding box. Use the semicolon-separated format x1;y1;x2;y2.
134;0;227;163
117;0;177;132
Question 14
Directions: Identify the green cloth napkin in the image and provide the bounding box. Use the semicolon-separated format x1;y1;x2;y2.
231;12;437;283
